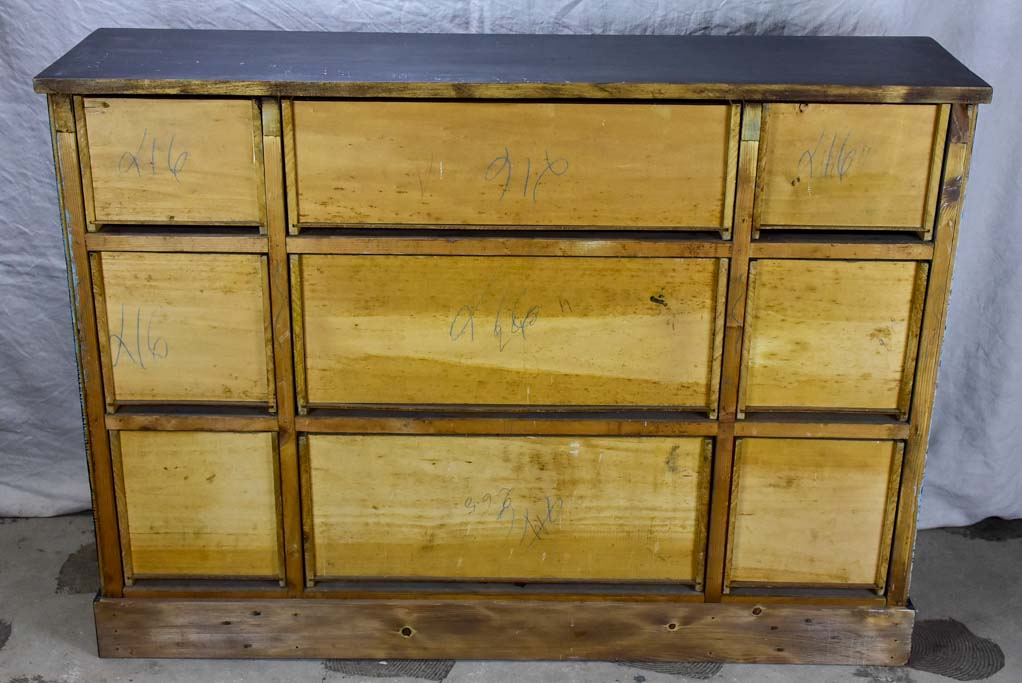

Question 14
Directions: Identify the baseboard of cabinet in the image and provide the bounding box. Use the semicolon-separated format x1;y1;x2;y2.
94;595;913;664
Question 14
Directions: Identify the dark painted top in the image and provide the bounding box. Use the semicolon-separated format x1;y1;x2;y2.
34;29;991;103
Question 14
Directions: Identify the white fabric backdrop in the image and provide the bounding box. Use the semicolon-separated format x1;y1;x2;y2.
0;0;1019;526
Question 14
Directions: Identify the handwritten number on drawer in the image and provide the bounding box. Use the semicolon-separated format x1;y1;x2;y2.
483;147;569;201
118;129;189;182
110;304;169;369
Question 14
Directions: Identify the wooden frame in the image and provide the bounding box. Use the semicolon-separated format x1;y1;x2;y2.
39;30;986;663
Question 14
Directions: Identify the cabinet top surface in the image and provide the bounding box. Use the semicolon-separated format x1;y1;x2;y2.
34;29;990;103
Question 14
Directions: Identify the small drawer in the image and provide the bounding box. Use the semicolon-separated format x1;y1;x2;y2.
91;252;275;409
78;97;263;226
302;435;712;586
739;259;928;417
112;430;283;582
287;101;740;233
724;438;903;593
756;104;949;237
292;255;727;413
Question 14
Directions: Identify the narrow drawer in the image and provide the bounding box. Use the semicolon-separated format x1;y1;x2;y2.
112;430;283;582
756;104;949;236
293;255;727;413
302;435;712;585
78;97;263;226
724;438;903;593
739;259;928;417
288;101;740;232
91;252;275;409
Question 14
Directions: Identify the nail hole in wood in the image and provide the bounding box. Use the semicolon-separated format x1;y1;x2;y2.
752;607;763;616
400;626;415;637
667;622;678;630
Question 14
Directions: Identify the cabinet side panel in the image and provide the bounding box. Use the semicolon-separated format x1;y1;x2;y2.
48;94;124;596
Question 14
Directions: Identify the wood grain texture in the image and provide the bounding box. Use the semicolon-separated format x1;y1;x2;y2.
113;430;282;579
296;255;724;410
704;104;760;602
79;98;262;225
286;234;731;258
724;438;903;591
887;104;978;606
305;435;711;583
94;597;914;664
295;415;718;436
261;97;306;595
49;95;124;596
292;101;735;229
756;104;949;231
85;233;268;253
93;252;273;406
35;29;991;104
739;259;927;414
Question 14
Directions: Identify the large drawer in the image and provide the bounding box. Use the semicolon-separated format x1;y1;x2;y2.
111;430;283;582
724;438;903;593
302;435;712;586
756;104;949;237
91;252;275;409
287;101;740;232
78;97;264;226
292;255;727;413
739;259;928;417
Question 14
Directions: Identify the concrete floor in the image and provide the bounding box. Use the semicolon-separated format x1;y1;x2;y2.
0;513;1018;683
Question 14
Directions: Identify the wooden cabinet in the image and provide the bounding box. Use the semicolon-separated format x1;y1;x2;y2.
36;30;989;664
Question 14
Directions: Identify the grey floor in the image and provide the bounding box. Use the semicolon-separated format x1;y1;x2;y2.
0;514;1018;683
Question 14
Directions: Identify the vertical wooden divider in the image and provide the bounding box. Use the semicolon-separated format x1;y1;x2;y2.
704;103;760;602
886;103;978;606
48;94;125;596
261;97;305;594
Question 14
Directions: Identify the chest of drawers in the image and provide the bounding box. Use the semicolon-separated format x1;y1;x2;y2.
35;29;990;663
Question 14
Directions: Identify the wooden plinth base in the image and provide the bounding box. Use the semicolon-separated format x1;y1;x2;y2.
95;597;913;664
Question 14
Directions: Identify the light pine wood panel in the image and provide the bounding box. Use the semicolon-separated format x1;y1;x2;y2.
306;435;711;583
756;103;948;230
80;97;262;225
93;252;273;405
295;255;725;409
114;431;282;579
739;259;927;414
725;438;902;590
291;101;737;229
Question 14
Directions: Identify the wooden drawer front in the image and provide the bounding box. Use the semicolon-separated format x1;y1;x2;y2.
757;104;949;235
740;259;927;416
304;435;711;584
294;255;727;411
289;101;739;231
112;431;283;581
79;98;263;225
92;252;274;407
725;438;903;592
